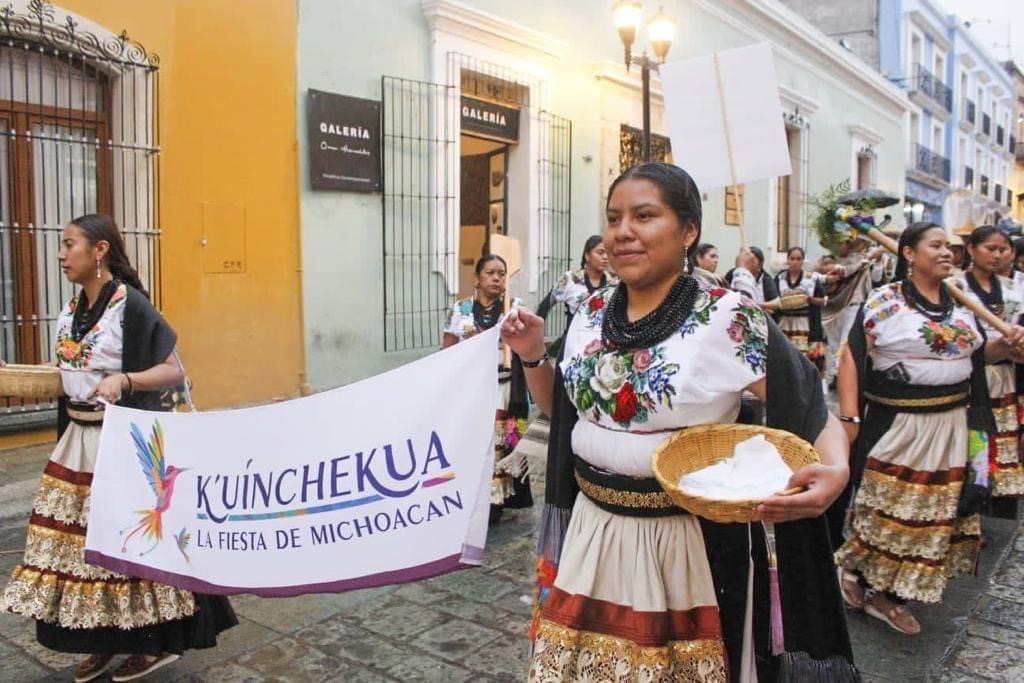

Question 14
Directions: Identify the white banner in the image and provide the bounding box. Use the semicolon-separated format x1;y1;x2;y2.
661;43;792;190
84;327;500;596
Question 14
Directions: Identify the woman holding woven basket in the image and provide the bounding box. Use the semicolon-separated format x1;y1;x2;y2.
833;222;1024;637
773;246;829;377
503;163;855;681
1;214;236;682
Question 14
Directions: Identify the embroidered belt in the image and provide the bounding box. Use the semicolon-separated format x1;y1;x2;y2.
573;457;686;517
864;378;970;414
864;392;968;408
67;401;104;426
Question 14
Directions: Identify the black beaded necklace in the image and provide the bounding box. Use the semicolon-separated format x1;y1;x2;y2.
71;279;120;342
901;279;952;323
601;275;701;349
472;297;503;331
783;270;805;293
965;271;1004;318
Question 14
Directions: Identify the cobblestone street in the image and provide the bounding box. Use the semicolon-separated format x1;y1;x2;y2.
1;424;1022;681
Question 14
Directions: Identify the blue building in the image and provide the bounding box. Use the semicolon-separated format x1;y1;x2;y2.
783;0;1016;228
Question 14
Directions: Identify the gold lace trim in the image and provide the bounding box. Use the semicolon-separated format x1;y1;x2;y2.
574;473;677;510
21;524;120;581
992;405;1017;433
1;566;196;629
993;466;1024;496
993;434;1019;465
849;507;954;561
864;391;967;407
530;619;727;683
33;474;90;526
946;538;981;578
857;470;960;522
834;537;947;603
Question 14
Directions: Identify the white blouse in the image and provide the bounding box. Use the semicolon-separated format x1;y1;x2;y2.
560;285;768;477
863;283;982;386
551;269;618;315
54;284;128;403
776;271;823;298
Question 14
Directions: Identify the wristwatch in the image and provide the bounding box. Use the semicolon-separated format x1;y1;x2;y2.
838;415;861;424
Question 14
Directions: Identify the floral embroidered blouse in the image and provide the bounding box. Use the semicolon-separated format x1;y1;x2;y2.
444;296;523;365
54;284;128;403
551;269;619;316
560;285;768;477
862;283;982;386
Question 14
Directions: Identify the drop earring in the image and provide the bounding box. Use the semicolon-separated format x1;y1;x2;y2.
96;259;101;279
907;261;914;278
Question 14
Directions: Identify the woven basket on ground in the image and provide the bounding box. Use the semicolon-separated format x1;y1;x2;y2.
0;364;61;399
651;423;820;524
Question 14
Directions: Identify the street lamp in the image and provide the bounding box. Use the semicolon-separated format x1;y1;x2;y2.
612;1;676;162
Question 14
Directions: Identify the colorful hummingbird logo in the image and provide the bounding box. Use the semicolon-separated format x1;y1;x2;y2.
173;527;192;563
120;420;190;557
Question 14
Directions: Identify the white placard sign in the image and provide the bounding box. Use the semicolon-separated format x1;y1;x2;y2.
661;42;792;190
84;327;500;596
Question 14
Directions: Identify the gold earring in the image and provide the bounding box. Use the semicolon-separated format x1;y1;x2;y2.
96;258;101;279
908;262;914;278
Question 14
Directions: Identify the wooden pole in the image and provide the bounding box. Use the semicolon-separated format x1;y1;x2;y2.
713;52;745;246
858;225;1015;337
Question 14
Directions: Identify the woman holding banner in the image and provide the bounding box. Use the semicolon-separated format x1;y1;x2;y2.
443;254;533;523
833;222;1022;636
1;215;236;682
503;163;856;681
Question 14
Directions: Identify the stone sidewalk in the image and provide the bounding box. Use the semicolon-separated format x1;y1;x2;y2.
0;421;1022;681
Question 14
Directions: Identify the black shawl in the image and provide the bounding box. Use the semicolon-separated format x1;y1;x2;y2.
57;285;177;437
537;318;855;681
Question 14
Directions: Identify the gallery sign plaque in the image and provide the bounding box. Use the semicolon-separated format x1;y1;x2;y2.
460;96;519;144
307;89;381;192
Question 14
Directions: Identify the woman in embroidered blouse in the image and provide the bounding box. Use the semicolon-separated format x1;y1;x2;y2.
503;163;854;681
834;222;1024;637
773;247;828;376
957;226;1024;512
1;215;236;683
689;242;726;288
545;235;618;319
444;254;532;522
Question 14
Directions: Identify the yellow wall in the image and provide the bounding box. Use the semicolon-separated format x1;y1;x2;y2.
58;0;305;408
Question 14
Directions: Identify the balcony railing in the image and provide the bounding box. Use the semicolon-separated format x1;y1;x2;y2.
997;126;1005;146
1016;139;1024;163
914;64;953;112
964;166;974;189
995;184;1003;203
961;98;976;124
982;113;991;136
981;175;989;196
913;143;951;182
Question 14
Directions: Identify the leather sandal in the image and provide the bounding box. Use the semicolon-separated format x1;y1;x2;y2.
837;568;864;611
110;653;180;682
864;596;921;636
74;655;117;683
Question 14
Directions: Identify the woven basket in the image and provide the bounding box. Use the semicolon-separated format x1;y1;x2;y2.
778;293;809;311
0;364;62;399
651;423;820;523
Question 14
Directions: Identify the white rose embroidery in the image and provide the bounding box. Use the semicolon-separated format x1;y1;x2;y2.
590;354;628;400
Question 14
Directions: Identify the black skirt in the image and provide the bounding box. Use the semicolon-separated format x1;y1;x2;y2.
36;594;237;655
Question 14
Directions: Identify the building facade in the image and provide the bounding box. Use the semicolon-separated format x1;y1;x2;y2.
0;0;307;443
1008;61;1024;221
782;0;1016;228
295;0;910;392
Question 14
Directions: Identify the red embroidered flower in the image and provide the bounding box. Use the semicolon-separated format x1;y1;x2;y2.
588;296;605;313
612;382;639;423
709;287;727;297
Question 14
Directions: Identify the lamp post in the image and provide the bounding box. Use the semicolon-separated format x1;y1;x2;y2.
612;2;676;162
